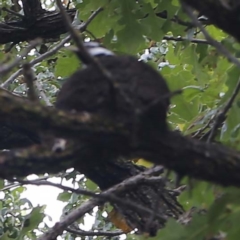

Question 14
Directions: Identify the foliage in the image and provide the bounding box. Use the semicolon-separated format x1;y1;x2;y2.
1;0;240;240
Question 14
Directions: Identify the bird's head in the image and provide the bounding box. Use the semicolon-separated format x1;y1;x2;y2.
69;41;114;65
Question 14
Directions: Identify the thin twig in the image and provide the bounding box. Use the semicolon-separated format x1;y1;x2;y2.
163;35;209;44
1;8;102;89
22;63;38;101
1;7;24;18
0;87;27;99
181;2;240;142
139;89;182;119
0;38;42;76
155;11;210;28
38;197;101;240
207;77;240;142
1;37;70;89
34;80;53;106
56;0;103;64
66;228;124;237
1;175;50;191
55;0;92;61
31;166;166;240
17;166;166;222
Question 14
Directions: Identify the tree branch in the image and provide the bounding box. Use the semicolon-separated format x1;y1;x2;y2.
1;8;102;88
17;166;167;220
36;166;166;240
163;35;209;44
23;63;38;101
0;89;128;139
1;137;182;236
0;38;42;76
181;0;240;42
138;131;240;187
34;80;52;106
2;88;240;187
66;228;123;237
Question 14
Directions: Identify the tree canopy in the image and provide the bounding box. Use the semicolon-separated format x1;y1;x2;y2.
1;0;240;240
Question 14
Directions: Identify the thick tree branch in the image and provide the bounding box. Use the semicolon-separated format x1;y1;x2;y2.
0;143;80;178
0;9;76;44
139;132;240;187
2;90;240;187
1;8;103;88
0;89;127;140
7;147;182;235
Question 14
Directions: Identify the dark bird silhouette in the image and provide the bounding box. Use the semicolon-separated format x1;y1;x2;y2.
55;42;170;136
55;46;181;236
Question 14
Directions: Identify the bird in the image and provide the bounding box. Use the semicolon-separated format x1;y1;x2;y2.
54;43;175;236
55;42;171;138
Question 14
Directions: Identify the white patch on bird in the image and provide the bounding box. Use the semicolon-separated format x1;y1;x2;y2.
52;138;67;152
88;47;114;57
84;42;101;47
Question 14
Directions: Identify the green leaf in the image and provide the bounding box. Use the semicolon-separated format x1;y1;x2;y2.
55;51;80;78
149;219;185;240
0;232;12;240
0;180;4;190
179;181;215;210
206;25;227;41
69;193;79;204
171;95;199;121
19;206;45;236
87;9;121;38
140;3;165;40
85;179;98;191
182;86;203;101
57;192;71;202
116;0;145;53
